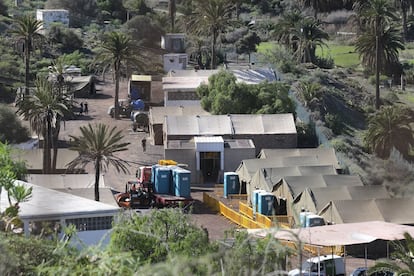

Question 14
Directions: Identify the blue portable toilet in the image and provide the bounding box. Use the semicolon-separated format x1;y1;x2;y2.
252;189;266;214
154;166;171;194
258;192;275;216
223;172;240;198
172;167;191;197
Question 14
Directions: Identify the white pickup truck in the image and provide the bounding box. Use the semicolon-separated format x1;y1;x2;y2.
289;255;345;276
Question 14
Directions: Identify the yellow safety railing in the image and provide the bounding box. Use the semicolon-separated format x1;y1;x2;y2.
228;194;248;200
203;192;344;256
203;192;265;229
239;201;254;219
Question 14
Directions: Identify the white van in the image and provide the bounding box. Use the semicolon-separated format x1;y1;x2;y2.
289;255;345;276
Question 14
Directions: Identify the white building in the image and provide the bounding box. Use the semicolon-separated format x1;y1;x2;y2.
36;9;69;29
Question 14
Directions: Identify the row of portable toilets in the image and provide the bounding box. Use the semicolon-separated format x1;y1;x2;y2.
223;172;276;216
151;165;191;198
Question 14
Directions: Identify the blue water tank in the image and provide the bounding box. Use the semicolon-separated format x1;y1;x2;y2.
258;192;275;216
154;166;171;194
252;190;266;214
172;167;191;197
223;172;240;198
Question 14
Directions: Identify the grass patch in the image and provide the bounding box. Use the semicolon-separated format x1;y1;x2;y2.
316;43;360;68
399;93;414;104
257;42;277;54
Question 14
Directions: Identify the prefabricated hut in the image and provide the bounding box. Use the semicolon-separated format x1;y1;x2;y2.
149;105;210;145
164;113;297;183
1;181;120;246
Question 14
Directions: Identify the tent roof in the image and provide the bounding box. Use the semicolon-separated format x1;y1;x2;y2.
258;148;338;163
347;185;390;200
375;198;414;224
149;105;210;124
248;221;414;246
165;114;296;136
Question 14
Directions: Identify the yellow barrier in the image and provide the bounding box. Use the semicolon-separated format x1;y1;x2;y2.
239;201;253;219
203;192;265;229
228;194;248;200
203;192;344;255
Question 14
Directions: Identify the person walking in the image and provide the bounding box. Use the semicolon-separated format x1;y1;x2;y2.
141;138;146;152
84;101;89;114
79;102;84;116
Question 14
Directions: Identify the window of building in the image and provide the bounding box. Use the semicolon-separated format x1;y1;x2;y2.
66;216;113;231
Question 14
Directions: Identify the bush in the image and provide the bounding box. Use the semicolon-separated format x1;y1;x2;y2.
0;104;29;143
313;56;335;69
368;74;389;85
324;112;343;135
296;121;318;147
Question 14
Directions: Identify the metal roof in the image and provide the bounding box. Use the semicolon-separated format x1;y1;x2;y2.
248;221;414;246
149;105;210;124
12;149;78;170
1;181;120;220
27;174;105;189
165;114;296;136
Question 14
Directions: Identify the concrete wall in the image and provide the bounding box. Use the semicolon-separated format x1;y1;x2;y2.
165;148;198;183
229;134;297;155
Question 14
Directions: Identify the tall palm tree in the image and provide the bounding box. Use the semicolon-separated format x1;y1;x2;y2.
355;25;404;76
16;77;72;174
186;0;234;69
364;105;414;159
94;32;135;119
354;0;399;110
368;232;414;275
10;14;44;96
274;12;328;63
300;0;345;19
168;0;176;32
67;124;130;201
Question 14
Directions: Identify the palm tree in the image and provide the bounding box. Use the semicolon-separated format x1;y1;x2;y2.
354;0;399;110
67;124;130;201
295;16;329;63
186;0;234;69
364;105;414;159
368;232;414;275
10;14;44;96
273;12;328;63
300;0;345;19
16;77;72;174
355;25;404;76
94;32;135;119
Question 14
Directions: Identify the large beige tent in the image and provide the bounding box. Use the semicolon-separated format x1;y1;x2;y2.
319;198;414;225
237;156;338;186
247;166;337;205
293;185;390;215
258;148;341;169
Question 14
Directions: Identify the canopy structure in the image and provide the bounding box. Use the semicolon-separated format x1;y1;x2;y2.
247;221;414;247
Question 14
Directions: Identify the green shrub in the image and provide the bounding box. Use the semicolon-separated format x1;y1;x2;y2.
324;113;343;135
314;56;335;69
368;74;389;85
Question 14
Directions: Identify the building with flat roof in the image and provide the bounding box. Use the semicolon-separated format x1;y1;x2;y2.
36;9;69;29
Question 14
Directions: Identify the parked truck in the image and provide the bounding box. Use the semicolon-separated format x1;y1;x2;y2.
288;255;345;276
114;165;193;209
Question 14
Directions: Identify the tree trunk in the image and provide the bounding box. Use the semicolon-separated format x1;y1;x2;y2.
402;5;408;42
114;61;120;119
211;31;217;69
169;0;176;32
43;119;52;174
375;19;380;110
24;38;30;95
94;158;101;201
52;120;61;172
